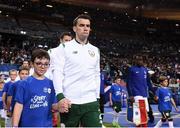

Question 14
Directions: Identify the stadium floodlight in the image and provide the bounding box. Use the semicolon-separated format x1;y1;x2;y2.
46;4;53;8
84;11;88;14
132;19;137;22
20;30;27;35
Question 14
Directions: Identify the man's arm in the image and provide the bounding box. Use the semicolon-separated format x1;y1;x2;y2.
52;45;71;113
12;102;23;126
52;46;65;100
95;48;101;99
147;72;155;94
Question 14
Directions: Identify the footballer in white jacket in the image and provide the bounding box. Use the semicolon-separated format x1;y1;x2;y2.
52;14;101;127
45;32;73;80
53;39;100;104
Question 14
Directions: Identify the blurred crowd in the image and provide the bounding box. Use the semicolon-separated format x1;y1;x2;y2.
0;46;31;65
1;34;180;86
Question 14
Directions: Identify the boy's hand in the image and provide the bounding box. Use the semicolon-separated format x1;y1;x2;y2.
109;101;113;106
154;96;158;102
175;107;179;112
129;96;134;103
7;110;12;117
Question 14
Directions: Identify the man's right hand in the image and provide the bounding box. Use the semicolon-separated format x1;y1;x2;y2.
58;98;71;113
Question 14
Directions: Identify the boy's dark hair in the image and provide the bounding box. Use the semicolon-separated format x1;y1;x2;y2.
114;76;121;80
31;49;50;63
159;75;168;83
59;32;73;40
73;14;92;26
114;76;121;83
19;66;29;74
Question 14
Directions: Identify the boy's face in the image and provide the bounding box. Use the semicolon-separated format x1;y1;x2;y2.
161;79;168;87
9;71;17;81
19;70;29;80
0;82;4;90
33;58;50;77
115;78;121;85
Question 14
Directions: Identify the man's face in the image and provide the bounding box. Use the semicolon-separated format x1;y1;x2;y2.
33;58;50;77
61;35;72;43
73;18;91;39
19;70;29;80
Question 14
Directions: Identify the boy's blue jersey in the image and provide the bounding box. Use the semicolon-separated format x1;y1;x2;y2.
126;66;151;97
7;80;21;111
110;84;122;102
2;81;14;103
15;76;56;127
156;87;172;112
3;81;14;93
0;90;3;109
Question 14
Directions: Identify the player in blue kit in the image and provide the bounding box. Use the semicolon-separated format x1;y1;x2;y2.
12;49;57;127
126;55;154;127
154;76;179;128
109;76;123;127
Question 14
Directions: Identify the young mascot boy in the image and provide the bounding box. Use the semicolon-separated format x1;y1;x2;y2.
154;76;179;128
12;49;57;127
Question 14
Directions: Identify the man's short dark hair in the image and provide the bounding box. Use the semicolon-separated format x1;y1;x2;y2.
31;49;50;63
73;14;92;26
59;32;73;40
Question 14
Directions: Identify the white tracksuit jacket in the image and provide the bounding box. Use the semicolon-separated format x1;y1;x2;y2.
52;39;100;104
